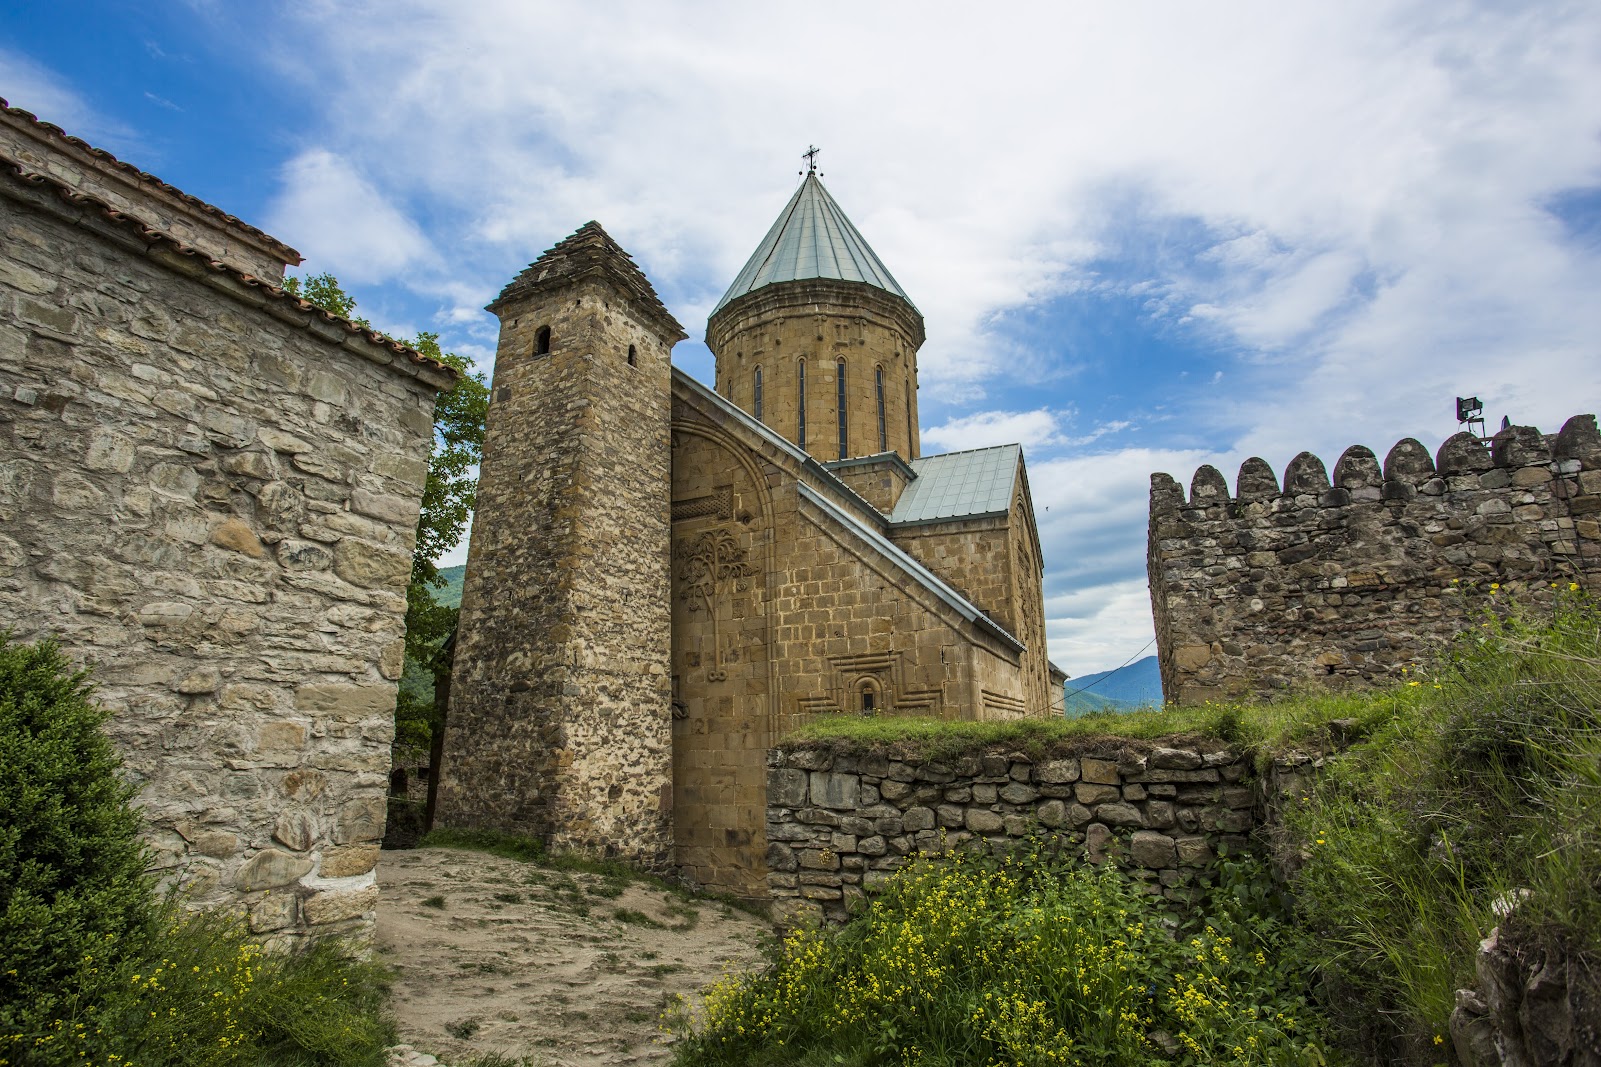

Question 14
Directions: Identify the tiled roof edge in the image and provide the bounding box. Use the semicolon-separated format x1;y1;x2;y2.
797;482;1025;654
671;368;887;525
1;162;458;388
0;97;301;264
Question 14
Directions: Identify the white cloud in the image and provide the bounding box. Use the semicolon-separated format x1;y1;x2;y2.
0;49;139;157
923;409;1065;453
265;149;433;284
209;0;1601;680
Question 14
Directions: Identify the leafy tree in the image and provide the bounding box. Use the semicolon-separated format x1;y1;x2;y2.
283;274;488;752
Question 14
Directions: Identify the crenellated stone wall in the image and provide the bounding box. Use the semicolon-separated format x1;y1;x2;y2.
1;140;454;945
765;740;1254;923
1149;416;1601;705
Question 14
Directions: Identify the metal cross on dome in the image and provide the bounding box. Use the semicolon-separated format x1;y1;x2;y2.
802;145;820;173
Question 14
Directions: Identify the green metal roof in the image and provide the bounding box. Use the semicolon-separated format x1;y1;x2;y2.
889;444;1021;525
713;172;914;314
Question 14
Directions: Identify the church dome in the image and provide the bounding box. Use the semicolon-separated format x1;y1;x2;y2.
712;171;916;315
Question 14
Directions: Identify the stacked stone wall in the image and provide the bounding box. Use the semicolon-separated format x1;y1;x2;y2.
441;238;682;868
1149;416;1601;704
0;167;450;944
766;741;1253;923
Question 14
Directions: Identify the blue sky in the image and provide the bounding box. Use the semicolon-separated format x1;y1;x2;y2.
5;2;1600;674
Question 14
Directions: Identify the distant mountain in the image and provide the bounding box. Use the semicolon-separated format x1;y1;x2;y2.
431;564;466;609
1060;655;1163;713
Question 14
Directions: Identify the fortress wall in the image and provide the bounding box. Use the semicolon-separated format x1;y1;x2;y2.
0;167;448;945
1148;415;1601;705
766;740;1253;924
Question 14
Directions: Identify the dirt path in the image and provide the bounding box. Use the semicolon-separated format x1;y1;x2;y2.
376;847;769;1066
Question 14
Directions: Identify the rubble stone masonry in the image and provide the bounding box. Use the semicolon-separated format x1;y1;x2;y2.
766;741;1254;923
1149;416;1601;705
0;161;453;944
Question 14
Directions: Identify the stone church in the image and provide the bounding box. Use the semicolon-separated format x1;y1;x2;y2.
438;167;1062;897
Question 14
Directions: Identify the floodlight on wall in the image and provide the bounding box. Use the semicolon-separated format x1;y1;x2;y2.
1456;395;1487;440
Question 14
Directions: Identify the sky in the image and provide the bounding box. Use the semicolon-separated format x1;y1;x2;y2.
5;2;1600;675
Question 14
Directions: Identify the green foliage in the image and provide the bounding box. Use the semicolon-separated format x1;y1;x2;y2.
671;844;1335;1066
0;636;395;1067
282;272;369;328
0;635;156;1050
419;826;548;864
1280;589;1601;1062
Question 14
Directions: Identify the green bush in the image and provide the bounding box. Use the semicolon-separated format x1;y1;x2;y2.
0;635;396;1066
1281;588;1601;1062
670;844;1335;1066
0;635;157;1053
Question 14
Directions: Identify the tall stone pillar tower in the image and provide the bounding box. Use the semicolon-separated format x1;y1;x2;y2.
438;222;686;865
707;169;926;465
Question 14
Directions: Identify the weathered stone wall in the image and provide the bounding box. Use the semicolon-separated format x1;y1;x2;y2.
440;225;684;868
766;740;1253;923
707;279;924;462
0;162;451;945
1149;417;1601;705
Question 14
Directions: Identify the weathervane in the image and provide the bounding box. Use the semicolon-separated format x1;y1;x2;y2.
801;145;821;176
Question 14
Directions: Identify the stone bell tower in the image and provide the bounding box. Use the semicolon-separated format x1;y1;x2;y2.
706;167;926;467
438;222;686;865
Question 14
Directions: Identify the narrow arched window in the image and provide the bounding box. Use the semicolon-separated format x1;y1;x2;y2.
836;359;848;460
534;325;551;356
627;344;636;367
875;366;887;453
858;678;882;715
797;359;807;451
753;365;764;422
904;379;913;454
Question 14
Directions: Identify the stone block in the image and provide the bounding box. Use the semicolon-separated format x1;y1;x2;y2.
248;891;299;933
273;810;316;852
965;809;1004;834
320;845;379;878
901;806;935;832
1084;823;1113;864
1095;802;1144;827
1130;831;1177;869
1074;783;1120;805
1036;799;1067;828
1175;837;1214;867
999;782;1037;805
768;767;808;807
1080;758;1119;785
935;804;965;828
808;771;860;810
765;843;798;872
1150;747;1203;770
235;848;313;891
798;849;840;871
878;778;913;802
304;885;379;925
294;683;396;720
1037;758;1079;784
334;796;386;845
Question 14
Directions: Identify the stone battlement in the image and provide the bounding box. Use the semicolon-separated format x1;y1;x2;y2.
1148;415;1601;704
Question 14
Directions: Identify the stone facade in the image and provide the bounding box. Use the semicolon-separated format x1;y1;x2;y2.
437;224;685;868
765;740;1254;923
1149;416;1601;704
0;105;456;943
446;192;1057;901
708;279;924;464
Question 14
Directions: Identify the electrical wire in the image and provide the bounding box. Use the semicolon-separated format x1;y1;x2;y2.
1051;636;1157;713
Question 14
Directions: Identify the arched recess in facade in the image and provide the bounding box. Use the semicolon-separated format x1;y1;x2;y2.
668;417;779;896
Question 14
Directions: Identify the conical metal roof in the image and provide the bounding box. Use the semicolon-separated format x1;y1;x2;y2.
713;172;915;314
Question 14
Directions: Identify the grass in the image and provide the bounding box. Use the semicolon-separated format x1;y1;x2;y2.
781;685;1405;764
421;894;447;909
1277;589;1601;1062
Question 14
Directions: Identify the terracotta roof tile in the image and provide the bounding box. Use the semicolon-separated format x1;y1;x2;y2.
1;161;458;385
0;96;302;265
